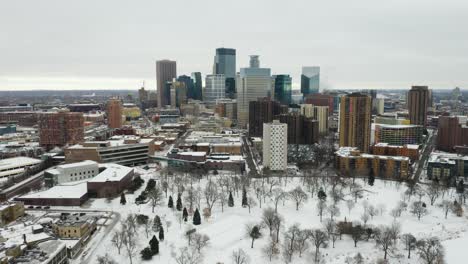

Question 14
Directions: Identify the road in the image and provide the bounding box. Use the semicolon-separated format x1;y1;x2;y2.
241;135;259;177
414;130;437;182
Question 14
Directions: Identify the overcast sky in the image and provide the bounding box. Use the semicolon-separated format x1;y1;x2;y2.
1;0;467;90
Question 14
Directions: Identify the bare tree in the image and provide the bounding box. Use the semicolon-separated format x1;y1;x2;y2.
351;224;364;247
97;254;117;264
310;229;328;262
317;200;326;222
426;182;441;206
191;233;210;253
411;201;428;220
377;203;386;216
125;214;137;233
143;218;153;238
262;238;279;262
272;188;288;213
440;200;451;219
284;224;301;261
121;222;138;264
323;218;335;236
148;185;164;213
219;191;228;212
401;233;417;259
368;205;378;219
396;201;408;217
346;200;355;215
111;230;124;254
360;212;370;226
245;223;262;248
417;238;445;264
327;204;340;221
389;221;401;245
173;246;203;264
232;248;250;264
295;228;312;257
272;212;284;243
204;180;219;211
375;226;395;260
246;196;257;213
262;207;276;235
185;187;200;212
289;186;308;210
350;182;365;202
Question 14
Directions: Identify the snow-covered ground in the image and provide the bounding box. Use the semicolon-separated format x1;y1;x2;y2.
73;167;468;264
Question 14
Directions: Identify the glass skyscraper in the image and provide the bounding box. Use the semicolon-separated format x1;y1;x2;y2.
213;48;236;98
301;66;320;96
191;72;203;100
177;75;195;100
273;74;292;105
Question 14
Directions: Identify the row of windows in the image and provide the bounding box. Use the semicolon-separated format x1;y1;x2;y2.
69;170;96;177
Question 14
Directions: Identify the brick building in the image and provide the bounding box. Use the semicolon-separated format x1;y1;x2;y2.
38;111;84;150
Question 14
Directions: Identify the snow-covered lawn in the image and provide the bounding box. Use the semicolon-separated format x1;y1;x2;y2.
76;167;468;264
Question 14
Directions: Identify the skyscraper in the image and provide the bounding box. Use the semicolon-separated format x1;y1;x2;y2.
236;55;272;127
407;86;429;127
249;98;287;137
169;81;187;108
273;75;292;105
213;48;236;98
339;93;372;153
156;60;177;107
177;75;195;100
300;104;329;134
107;98;123;129
191;72;203;101
263;120;288;171
275;113;319;145
204;74;226;104
301;66;320;96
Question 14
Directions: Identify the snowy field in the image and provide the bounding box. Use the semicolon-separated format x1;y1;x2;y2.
75;167;468;264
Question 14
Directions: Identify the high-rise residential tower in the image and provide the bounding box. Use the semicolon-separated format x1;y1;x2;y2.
213;48;236;98
107;98;123;129
301;66;320;96
156;60;177;107
39;110;84;150
236;55;272;127
273;75;292;106
300;104;329;134
339;93;372;153
249;98;288;137
407;86;429;127
263;120;288;171
204;74;226;104
191;72;203;101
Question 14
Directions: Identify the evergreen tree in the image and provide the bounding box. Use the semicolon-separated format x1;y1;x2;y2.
456;179;465;194
318;187;327;201
140;247;153;260
120;192;126;205
368;170;375;186
149;235;159;255
176;193;183;211
159;226;165;241
242;187;248;207
182;207;188;222
193;208;201;225
153;215;162;232
168;195;174;208
228;191;234;207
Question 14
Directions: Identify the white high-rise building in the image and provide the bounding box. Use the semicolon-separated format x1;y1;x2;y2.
236;55;272;127
263;120;288;171
300;104;329;134
204;74;226;104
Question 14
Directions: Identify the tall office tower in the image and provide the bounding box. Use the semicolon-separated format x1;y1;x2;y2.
204;74;226;104
39;110;84;150
107;98;123;129
236;55;272;127
273;75;292;106
138;86;148;103
177;75;195;100
191;72;203;100
300;104;329;134
156;60;177;107
275;112;319;144
263;120;288;171
249;98;288;137
437;116;468;152
339;93;372;153
407;86;429;127
169;81;187;108
213;48;236;98
301;66;320;96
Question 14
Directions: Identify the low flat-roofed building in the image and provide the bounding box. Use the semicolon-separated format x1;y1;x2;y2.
0;157;42;180
427;152;468;183
0;202;24;226
53;215;97;239
87;163;134;198
44;160;99;187
14;240;68;264
336;147;410;180
372;143;420;161
15;182;88;206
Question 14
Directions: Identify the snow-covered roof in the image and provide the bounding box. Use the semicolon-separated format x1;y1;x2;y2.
19;182;88;199
0;157;42;171
58;160;97;169
88;163;133;183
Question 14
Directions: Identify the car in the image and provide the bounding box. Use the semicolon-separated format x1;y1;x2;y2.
35;206;42;209
28;206;34;209
44;206;50;209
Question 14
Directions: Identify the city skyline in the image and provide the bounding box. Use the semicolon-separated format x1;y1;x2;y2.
1;0;468;90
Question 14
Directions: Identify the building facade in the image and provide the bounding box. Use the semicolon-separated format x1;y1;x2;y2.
300;104;329;134
106;99;123;129
374;124;424;146
304;93;335;115
275;113;319;144
273;75;292;105
39;111;84;150
339;93;372;153
263;120;288;171
301;66;320;95
191;72;203;100
437;116;468;152
407;86;429;127
177;75;195;100
170;81;187;108
204;74;226;104
427;153;468;183
248;98;287;137
156;60;177;107
213;48;236;98
236;55;272;127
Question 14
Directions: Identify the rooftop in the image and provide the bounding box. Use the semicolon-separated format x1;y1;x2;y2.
19;182;87;200
88;163;133;183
